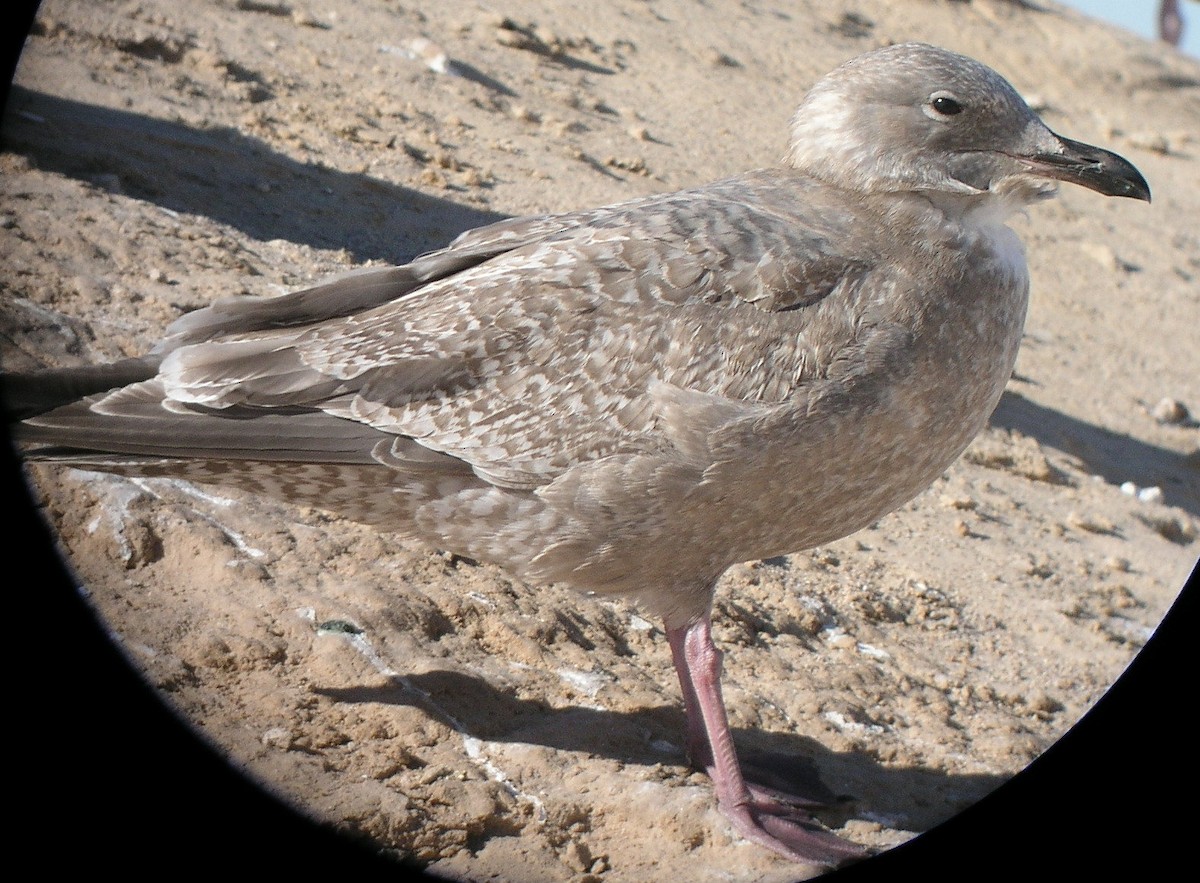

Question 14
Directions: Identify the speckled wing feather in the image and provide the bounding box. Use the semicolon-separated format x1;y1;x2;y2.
158;210;636;347
21;169;885;496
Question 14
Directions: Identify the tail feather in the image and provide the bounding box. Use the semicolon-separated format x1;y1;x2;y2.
1;357;161;420
15;378;394;465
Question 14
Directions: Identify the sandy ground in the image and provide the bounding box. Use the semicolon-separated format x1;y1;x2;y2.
2;1;1197;880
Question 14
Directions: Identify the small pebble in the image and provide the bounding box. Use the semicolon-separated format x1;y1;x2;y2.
700;47;740;67
825;631;857;650
940;494;977;510
1026;691;1062;715
1067;511;1116;533
510;105;540;123
1103;556;1132;573
261;727;294;749
605;155;647;174
1079;241;1126;272
1151;397;1189;425
408;37;452;75
1136;486;1163;505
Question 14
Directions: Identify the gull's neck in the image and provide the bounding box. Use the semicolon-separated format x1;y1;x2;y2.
916;176;1059;228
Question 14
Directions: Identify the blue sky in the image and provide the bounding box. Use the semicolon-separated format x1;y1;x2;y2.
1058;0;1198;57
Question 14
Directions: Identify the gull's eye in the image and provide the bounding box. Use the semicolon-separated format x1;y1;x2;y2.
930;93;964;116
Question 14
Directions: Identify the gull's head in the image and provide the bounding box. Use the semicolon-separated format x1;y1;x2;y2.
785;43;1150;208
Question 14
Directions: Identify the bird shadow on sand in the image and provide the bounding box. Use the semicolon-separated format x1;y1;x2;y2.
1;86;509;265
317;670;1011;835
990;390;1199;517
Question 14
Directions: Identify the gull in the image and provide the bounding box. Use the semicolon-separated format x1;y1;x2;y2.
8;42;1149;865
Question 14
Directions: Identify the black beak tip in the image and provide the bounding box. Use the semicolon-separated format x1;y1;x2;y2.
1125;170;1152;204
1108;157;1152;203
1034;134;1152;204
1079;145;1152;202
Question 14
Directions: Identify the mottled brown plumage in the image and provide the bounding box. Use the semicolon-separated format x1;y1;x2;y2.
10;44;1149;864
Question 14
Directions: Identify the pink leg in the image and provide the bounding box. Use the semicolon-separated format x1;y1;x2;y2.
667;616;865;865
667;624;712;769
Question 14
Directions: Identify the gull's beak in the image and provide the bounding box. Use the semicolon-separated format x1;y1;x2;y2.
1019;133;1151;202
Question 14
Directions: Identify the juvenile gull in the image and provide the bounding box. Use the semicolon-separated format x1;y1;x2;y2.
9;43;1149;865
